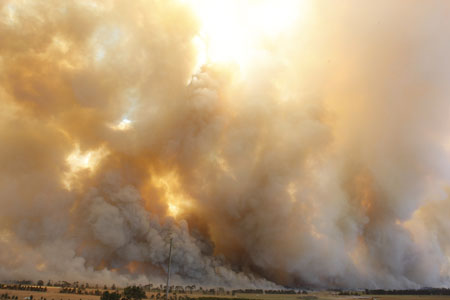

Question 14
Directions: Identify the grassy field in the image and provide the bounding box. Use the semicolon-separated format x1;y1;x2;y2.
0;287;99;300
235;293;450;300
2;288;450;300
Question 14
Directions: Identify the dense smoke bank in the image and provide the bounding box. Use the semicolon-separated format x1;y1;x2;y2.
1;0;450;289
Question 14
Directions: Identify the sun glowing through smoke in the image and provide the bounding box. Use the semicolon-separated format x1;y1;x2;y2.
151;172;192;218
187;0;305;68
168;203;180;217
111;118;132;131
63;145;109;189
66;149;92;171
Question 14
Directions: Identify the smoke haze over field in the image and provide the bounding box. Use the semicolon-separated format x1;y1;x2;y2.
1;0;450;289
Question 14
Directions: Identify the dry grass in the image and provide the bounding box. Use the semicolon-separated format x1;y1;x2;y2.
2;289;450;300
0;288;98;300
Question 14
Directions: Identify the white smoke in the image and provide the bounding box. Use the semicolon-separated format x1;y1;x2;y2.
1;0;450;289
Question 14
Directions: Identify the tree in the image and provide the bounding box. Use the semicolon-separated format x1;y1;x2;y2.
123;286;146;300
37;281;44;286
100;291;121;300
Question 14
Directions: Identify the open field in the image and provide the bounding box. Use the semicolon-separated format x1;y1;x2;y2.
233;294;450;300
0;287;99;300
3;289;450;300
363;297;450;300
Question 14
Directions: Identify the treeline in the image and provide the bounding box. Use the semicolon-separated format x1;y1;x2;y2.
144;286;225;295
231;289;306;295
0;285;47;292
265;289;307;294
144;286;305;296
60;288;103;296
366;288;450;295
3;281;33;286
50;282;112;290
1;280;309;297
337;291;361;296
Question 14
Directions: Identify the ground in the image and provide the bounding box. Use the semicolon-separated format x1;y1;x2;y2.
2;288;450;300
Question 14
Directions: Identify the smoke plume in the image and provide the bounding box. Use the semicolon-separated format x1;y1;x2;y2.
1;0;450;289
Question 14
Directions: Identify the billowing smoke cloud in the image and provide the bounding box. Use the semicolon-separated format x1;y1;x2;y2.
1;0;450;289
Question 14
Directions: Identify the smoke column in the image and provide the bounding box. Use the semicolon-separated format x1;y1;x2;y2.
1;0;450;289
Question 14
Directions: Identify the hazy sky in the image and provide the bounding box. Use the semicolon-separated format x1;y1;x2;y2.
1;0;450;289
